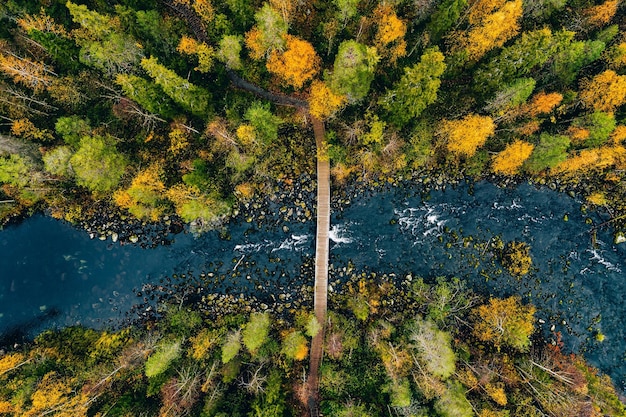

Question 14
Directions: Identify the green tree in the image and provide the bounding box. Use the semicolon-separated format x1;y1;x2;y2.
552;40;605;86
141;56;211;117
484;77;536;115
55;116;91;148
0;154;31;187
426;0;467;42
434;382;474;417
244;102;280;144
408;317;456;379
145;340;181;378
115;74;176;118
570;112;616;148
329;40;379;103
221;330;242;364
524;133;570;173
69;136;127;193
379;47;446;127
217;35;243;70
43;146;73;177
242;312;271;355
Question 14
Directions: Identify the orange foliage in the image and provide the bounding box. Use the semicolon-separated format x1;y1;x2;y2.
441;114;496;157
308;80;347;119
245;27;265;60
266;35;320;89
584;0;618;27
0;352;26;377
458;0;522;61
373;4;407;63
294;342;309;361
17;9;67;35
554;146;626;175
492;140;534;175
234;182;255;200
567;126;590;143
526;92;563;116
607;42;626;70
0;52;52;92
610;125;626;144
517;120;540;136
11;118;53;141
579;70;626;113
473;296;536;352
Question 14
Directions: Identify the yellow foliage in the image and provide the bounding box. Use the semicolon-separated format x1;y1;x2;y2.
266;35;320;89
190;328;218;360
245;27;265;60
458;0;522;61
114;164;166;221
25;372;89;417
587;192;607;206
0;401;14;414
234;182;255;200
584;0;618;27
579;70;626;113
294;341;309;361
269;0;296;23
473;296;536;351
468;0;508;24
177;36;214;73
457;367;479;389
611;125;626;144
441;114;496;158
526;92;563;116
492;140;534;175
554;146;626;175
308;80;347;119
169;127;190;154
374;5;406;45
502;241;532;277
0;352;26;377
236;124;257;147
166;183;197;206
0;52;51;92
331;162;354;184
192;0;215;24
607;42;626;70
11;118;53;141
479;410;509;417
485;382;508;406
17;9;67;35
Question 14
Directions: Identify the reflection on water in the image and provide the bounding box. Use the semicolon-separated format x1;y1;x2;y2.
0;181;624;391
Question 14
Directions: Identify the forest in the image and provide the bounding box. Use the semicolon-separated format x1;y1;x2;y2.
0;277;625;416
1;0;626;415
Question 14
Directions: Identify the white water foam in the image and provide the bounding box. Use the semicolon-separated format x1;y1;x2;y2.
329;224;353;244
587;249;622;272
272;234;310;252
233;242;267;253
395;204;447;238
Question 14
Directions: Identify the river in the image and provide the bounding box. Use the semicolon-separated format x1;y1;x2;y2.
1;181;624;391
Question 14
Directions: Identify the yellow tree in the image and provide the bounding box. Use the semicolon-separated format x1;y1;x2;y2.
492;140;534;175
0;49;53;92
308;80;347;119
467;0;508;25
456;0;522;62
177;36;214;73
114;164;168;221
583;0;619;28
266;35;320;89
440;114;495;158
473;296;536;352
579;70;626;113
372;4;407;63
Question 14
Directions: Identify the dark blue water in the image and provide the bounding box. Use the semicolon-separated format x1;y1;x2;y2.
1;181;624;390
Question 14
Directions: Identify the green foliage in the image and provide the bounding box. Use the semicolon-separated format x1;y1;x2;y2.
280;330;307;360
524;133;570;173
334;0;359;22
69;136;127;193
244;102;279;144
66;1;116;38
523;0;567;20
434;382;473;417
145;340;181;378
485;77;536;114
330;40;379;103
182;159;212;190
408;317;456;379
141;56;211;117
571;111;616;148
0;154;30;187
217;35;243;70
380;47;446;127
249;370;286;417
115;74;176;118
54;116;91;148
43;146;72;177
167;308;202;336
475;29;572;91
242;312;271;354
27;30;80;72
552;40;605;85
221;330;242;364
388;378;412;407
426;0;468;42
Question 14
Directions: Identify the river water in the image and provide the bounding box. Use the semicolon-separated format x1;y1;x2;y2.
0;181;624;391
